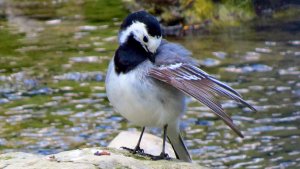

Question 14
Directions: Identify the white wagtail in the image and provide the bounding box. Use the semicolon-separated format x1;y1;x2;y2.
105;11;256;162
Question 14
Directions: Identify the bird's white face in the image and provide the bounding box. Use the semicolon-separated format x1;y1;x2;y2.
119;21;162;54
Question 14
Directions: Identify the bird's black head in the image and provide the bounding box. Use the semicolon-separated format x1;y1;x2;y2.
118;11;162;61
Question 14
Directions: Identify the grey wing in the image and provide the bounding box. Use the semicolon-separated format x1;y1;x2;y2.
155;40;198;66
148;63;256;138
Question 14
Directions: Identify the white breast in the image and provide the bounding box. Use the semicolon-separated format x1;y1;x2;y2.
105;60;186;127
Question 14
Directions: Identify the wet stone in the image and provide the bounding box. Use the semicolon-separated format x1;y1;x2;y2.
0;98;9;104
98;25;109;29
75;104;85;109
294;101;300;106
221;100;238;108
265;41;277;46
196;120;214;126
293;89;300;97
73;32;89;39
276;86;291;92
92;86;105;91
44;101;58;107
78;25;98;31
45;19;62;25
255;47;272;53
225;64;272;73
52;110;73;116
103;36;117;42
288;40;300;45
91;93;106;98
70;56;102;63
93;42;104;46
278;67;299;75
212;51;227;59
94;48;106;52
24;87;53;96
60;86;73;91
53;72;103;82
244;51;260;61
248;85;264;91
200;58;221;67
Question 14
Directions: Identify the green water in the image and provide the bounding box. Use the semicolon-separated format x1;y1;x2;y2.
0;0;299;168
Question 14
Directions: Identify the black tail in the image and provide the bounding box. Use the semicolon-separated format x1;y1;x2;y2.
167;125;191;162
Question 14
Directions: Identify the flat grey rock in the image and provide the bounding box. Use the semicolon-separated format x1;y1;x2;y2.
0;148;205;169
0;131;207;169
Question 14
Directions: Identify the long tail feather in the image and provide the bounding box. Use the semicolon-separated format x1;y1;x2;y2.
167;124;191;162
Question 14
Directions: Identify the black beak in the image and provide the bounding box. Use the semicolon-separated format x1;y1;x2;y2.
148;53;155;63
145;46;155;63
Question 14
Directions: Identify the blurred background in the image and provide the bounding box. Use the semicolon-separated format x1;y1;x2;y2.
0;0;299;168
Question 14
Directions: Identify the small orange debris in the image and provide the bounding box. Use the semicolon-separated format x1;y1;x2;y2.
94;151;111;156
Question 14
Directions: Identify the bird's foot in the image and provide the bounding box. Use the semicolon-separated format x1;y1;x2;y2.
121;146;146;156
151;152;171;161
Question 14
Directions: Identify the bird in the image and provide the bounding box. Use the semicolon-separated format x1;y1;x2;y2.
105;10;256;162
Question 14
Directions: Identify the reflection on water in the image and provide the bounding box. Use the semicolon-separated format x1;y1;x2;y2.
0;1;300;168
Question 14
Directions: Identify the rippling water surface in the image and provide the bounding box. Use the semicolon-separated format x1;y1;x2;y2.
0;1;299;168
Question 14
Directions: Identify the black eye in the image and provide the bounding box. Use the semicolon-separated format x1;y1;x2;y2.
143;36;148;43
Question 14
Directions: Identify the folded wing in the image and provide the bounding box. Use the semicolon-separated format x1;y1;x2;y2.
148;63;256;138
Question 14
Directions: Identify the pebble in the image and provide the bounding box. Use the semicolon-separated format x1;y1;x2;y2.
249;85;264;91
265;41;277;46
200;58;220;67
212;51;227;59
93;42;104;46
255;47;272;53
288;40;300;45
78;25;98;31
53;72;103;82
276;86;291;92
244;52;260;61
70;56;101;63
225;64;272;73
94;48;106;52
103;36;117;42
45;19;62;25
0;98;9;104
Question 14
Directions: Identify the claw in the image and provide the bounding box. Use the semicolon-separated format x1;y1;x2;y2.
133;146;144;154
151;152;171;161
121;146;144;155
121;146;155;158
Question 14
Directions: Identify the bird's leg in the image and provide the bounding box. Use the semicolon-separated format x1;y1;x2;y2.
132;126;145;154
151;124;171;161
122;127;146;155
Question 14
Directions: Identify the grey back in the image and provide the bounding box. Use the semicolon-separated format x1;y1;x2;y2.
154;40;198;66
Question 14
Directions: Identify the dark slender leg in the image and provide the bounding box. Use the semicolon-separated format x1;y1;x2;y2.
122;127;146;155
133;126;145;153
151;124;171;161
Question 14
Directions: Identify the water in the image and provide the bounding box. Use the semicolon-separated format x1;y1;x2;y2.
176;26;300;168
0;1;299;168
